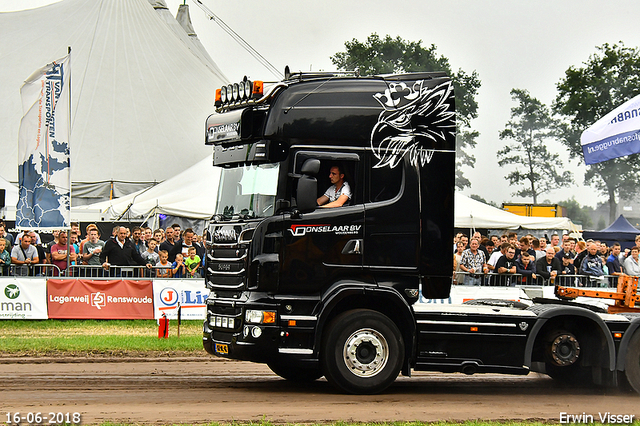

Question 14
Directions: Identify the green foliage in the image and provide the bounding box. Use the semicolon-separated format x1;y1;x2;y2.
331;33;481;190
557;197;594;228
498;89;572;203
553;42;640;222
469;194;498;207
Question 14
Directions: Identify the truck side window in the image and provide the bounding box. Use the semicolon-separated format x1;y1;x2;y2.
369;165;402;203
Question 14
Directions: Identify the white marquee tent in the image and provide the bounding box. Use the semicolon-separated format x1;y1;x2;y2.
455;193;576;231
0;0;227;205
74;156;221;226
0;177;19;221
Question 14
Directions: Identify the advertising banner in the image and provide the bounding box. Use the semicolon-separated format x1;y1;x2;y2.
47;279;154;319
581;94;640;165
17;54;71;230
0;278;48;319
153;279;208;320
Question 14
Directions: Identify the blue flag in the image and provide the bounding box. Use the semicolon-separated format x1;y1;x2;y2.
581;94;640;165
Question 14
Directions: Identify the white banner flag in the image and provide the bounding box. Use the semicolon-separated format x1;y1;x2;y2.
580;94;640;165
17;54;71;230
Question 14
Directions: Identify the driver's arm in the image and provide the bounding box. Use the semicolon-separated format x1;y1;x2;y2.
317;194;329;206
320;194;349;208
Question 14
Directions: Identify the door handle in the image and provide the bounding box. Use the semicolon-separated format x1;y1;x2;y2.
342;239;363;255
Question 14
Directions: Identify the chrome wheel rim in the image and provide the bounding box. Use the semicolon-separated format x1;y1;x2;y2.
343;328;389;377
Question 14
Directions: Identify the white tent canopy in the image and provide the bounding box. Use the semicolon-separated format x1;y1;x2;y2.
76;156;221;222
0;177;19;221
455;193;575;231
0;0;227;203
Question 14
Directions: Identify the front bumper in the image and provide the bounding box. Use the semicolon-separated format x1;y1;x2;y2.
202;298;319;365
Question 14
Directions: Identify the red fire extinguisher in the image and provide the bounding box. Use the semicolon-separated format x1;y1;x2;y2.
158;313;169;338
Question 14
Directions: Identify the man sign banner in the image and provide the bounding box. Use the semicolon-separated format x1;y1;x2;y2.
17;53;71;230
581;94;640;165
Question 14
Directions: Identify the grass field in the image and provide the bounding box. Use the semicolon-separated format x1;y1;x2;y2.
96;421;640;426
0;319;204;355
97;422;558;426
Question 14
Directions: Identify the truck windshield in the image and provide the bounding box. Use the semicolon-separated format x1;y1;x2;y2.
215;164;279;219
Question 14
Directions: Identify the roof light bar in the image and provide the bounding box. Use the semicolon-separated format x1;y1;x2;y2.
214;78;265;109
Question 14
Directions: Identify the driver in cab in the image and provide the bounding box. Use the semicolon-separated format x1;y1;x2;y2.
317;165;351;208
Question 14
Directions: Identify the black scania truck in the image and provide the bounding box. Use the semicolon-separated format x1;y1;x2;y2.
202;70;640;395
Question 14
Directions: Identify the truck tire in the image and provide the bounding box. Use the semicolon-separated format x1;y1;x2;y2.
543;329;589;385
267;361;323;382
321;309;404;394
624;330;640;395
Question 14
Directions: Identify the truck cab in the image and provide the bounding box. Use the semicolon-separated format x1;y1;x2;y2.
202;71;455;392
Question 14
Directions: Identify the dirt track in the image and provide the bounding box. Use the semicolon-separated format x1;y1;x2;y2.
0;356;638;424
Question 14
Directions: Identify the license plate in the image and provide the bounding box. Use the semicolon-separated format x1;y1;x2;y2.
215;343;229;354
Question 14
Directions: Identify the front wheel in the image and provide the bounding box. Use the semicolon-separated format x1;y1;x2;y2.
624;330;640;395
322;309;404;394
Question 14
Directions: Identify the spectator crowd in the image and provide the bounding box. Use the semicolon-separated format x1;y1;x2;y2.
453;230;640;287
0;220;206;278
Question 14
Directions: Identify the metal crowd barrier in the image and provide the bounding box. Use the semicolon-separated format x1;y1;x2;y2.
0;263;203;279
0;264;61;277
454;272;620;288
67;264;202;279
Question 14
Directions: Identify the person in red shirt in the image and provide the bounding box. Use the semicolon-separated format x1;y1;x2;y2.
50;231;77;276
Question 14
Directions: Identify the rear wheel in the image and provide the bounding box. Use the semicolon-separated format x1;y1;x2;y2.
624;330;640;395
267;361;323;382
543;329;589;384
322;309;404;394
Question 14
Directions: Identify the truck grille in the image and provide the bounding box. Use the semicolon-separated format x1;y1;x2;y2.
205;246;247;290
205;226;254;291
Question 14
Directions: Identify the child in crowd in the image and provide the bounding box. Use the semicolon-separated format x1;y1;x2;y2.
185;246;201;278
155;250;172;278
141;238;160;265
141;238;160;277
0;239;10;276
172;253;186;278
153;229;165;248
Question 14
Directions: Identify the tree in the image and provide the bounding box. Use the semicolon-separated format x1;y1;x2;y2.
497;89;572;203
553;42;640;223
469;194;499;207
558;197;594;229
331;33;481;190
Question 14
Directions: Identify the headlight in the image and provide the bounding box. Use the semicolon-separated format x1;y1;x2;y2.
220;86;227;103
245;309;276;324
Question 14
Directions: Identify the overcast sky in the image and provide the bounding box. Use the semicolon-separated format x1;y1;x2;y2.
3;0;640;210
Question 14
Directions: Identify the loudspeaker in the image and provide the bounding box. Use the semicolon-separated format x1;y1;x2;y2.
0;189;5;209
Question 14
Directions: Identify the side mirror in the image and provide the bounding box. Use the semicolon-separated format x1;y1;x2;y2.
300;158;320;175
296;158;319;212
297;175;317;212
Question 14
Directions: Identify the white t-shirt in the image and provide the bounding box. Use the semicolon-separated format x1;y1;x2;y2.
324;182;352;203
487;250;504;267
